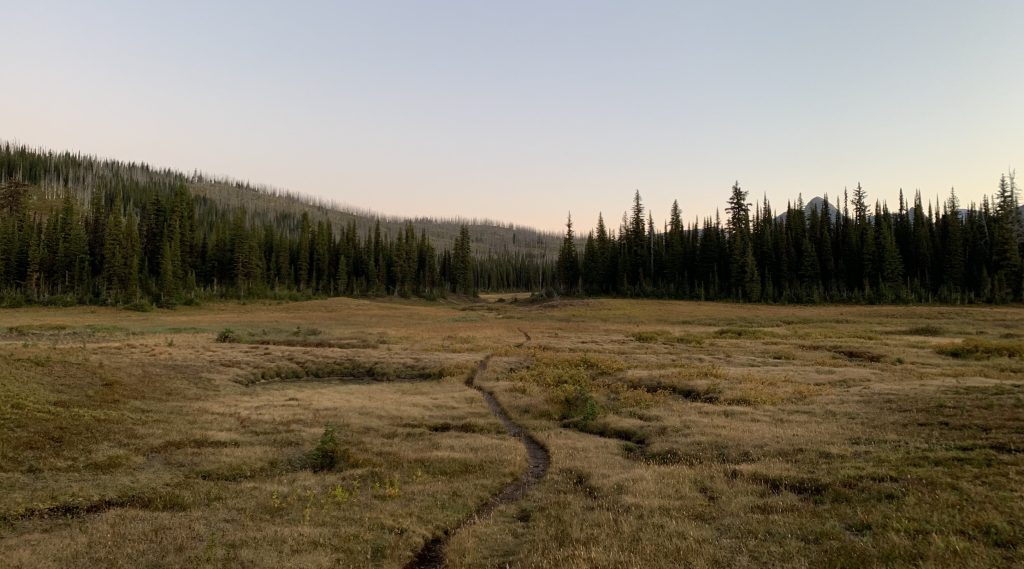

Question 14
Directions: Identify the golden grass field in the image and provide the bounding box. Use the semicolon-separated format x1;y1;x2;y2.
1;297;1022;568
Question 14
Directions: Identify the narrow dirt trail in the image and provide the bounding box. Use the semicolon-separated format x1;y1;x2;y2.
404;331;548;569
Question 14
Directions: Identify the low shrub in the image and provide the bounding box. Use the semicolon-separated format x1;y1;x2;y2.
556;385;601;424
714;327;770;339
898;325;945;336
305;425;349;472
936;338;1024;360
629;330;704;346
575;420;648;445
124;300;154;312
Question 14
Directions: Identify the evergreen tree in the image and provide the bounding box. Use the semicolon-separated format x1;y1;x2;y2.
297;212;311;291
991;173;1022;300
725;182;757;300
102;199;127;303
452;224;473;295
557;214;580;294
941;188;966;299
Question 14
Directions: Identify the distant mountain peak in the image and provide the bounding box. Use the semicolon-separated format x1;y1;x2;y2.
775;196;840;222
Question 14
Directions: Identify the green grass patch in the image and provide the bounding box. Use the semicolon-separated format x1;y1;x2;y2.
244;358;463;385
629;330;704;346
216;326;383;349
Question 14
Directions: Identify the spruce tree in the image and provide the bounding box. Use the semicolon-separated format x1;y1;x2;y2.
556;214;580;294
725;182;755;299
102;200;126;303
297;213;311;291
941;188;966;299
452;224;473;295
992;172;1022;300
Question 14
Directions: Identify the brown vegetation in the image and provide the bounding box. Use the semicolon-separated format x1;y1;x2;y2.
2;299;1022;567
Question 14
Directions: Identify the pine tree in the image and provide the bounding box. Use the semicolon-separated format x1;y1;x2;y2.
992;172;1022;300
297;213;311;291
941;188;966;299
876;206;904;300
626;191;647;290
581;231;598;294
452;224;473;295
335;254;348;294
594;213;613;293
852;183;869;224
159;239;177;306
557;214;580;294
56;194;89;296
26;220;44;300
102;199;126;303
725;182;756;299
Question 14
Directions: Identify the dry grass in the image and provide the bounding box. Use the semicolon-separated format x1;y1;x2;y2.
2;298;1022;567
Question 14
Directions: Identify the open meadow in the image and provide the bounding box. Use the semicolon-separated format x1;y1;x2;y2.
1;298;1022;568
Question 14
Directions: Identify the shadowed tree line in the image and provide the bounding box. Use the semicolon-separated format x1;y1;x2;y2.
0;145;505;306
2;143;1021;305
556;179;1023;303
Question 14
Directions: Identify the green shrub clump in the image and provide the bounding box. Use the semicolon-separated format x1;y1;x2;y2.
306;425;349;472
557;385;601;425
936;338;1024;360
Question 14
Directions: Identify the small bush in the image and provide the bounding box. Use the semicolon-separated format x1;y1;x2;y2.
124;300;154;312
557;385;601;424
832;349;885;363
0;293;28;308
714;327;769;339
899;325;945;336
936;338;1024;360
671;382;724;403
630;330;704;346
305;425;349;472
215;328;238;343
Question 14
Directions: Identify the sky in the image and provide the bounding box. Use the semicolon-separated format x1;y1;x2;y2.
3;1;1023;232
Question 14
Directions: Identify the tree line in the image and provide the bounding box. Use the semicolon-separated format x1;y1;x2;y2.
0;179;497;305
0;145;504;305
2;143;1021;305
556;178;1023;303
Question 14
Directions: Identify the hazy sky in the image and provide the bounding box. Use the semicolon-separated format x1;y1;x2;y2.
4;1;1023;231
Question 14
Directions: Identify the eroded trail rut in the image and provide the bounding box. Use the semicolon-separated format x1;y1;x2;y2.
404;333;549;569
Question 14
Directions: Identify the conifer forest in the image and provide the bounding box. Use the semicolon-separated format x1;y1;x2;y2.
1;143;1022;306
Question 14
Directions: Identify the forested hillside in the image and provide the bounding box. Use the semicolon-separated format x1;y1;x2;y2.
187;181;561;257
0;144;554;306
556;181;1024;303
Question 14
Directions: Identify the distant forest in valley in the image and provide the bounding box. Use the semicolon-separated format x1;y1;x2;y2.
0;143;1022;306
